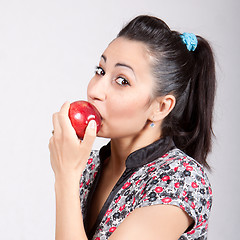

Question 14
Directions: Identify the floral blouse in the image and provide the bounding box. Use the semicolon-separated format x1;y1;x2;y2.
79;137;212;239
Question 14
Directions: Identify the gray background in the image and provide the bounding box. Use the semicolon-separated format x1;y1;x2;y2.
0;0;239;239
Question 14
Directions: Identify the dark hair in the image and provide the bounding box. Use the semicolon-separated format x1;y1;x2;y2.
118;15;216;169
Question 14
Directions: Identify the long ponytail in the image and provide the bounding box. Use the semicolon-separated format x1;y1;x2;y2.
172;36;216;169
118;15;216;169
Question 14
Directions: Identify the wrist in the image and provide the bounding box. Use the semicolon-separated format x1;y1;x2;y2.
54;168;84;183
54;173;80;192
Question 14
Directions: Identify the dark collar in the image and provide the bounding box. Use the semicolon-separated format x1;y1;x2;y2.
99;136;175;169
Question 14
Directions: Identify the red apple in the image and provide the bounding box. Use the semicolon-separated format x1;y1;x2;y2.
68;100;102;139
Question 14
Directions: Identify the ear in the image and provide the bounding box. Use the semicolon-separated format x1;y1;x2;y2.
149;95;176;122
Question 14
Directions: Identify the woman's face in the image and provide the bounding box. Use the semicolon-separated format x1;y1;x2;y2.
87;37;155;139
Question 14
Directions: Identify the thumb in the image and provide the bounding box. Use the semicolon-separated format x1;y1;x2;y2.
82;120;97;149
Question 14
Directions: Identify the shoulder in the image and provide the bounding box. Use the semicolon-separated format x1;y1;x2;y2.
137;148;212;237
109;149;212;239
143;148;211;190
140;148;211;193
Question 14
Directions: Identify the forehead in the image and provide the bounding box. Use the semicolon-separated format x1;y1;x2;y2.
102;37;152;70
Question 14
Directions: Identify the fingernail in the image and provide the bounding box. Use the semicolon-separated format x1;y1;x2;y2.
89;120;96;129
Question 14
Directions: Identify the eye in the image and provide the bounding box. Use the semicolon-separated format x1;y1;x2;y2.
115;77;130;86
95;66;105;76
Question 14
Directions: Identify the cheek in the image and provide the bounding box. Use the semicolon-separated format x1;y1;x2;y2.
107;94;149;124
103;98;149;138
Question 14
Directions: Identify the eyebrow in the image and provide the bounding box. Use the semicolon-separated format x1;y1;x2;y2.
101;54;135;74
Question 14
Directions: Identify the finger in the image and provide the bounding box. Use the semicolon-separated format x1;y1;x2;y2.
48;137;57;171
48;137;55;157
58;102;76;136
82;120;97;150
52;112;62;137
60;101;71;115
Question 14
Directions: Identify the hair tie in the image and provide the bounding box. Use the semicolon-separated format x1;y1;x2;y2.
180;32;198;51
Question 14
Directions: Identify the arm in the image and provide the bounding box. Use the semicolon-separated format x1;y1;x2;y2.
109;204;193;240
54;175;87;240
49;102;96;240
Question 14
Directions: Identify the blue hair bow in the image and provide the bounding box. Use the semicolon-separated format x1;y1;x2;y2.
180;32;198;51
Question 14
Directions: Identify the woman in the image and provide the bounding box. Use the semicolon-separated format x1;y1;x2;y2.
49;15;215;239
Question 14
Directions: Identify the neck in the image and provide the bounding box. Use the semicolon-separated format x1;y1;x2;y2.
109;122;162;175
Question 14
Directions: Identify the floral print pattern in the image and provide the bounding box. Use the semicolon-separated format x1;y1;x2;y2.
80;147;212;240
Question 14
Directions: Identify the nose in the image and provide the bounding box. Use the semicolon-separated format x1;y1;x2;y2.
87;75;107;102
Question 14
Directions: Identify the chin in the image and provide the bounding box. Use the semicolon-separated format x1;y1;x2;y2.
96;128;110;138
97;123;140;139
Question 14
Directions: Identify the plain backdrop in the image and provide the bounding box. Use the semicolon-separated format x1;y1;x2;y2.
0;0;239;239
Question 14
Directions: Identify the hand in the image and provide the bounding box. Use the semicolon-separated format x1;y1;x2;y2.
49;102;97;180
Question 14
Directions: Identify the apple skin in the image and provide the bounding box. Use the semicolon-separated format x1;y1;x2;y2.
68;101;102;139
